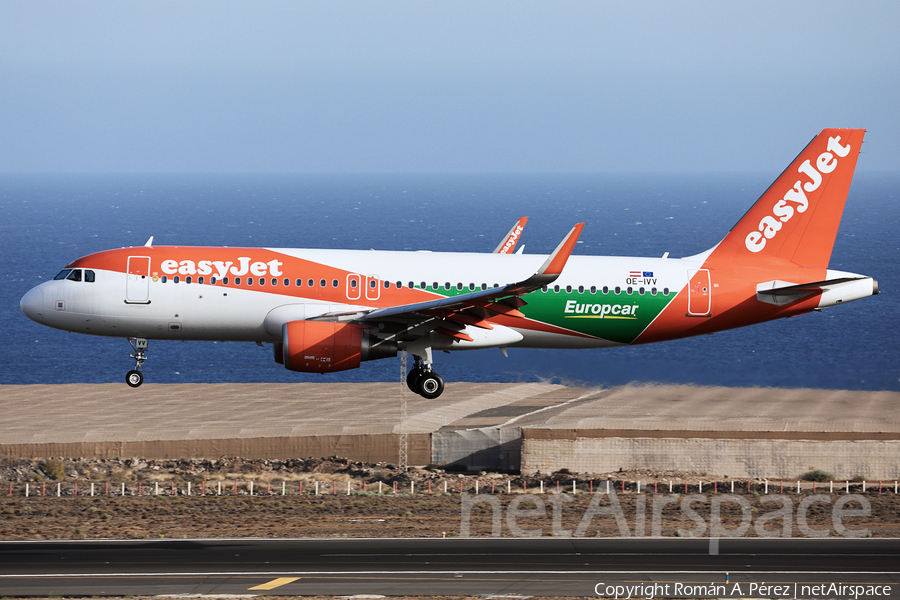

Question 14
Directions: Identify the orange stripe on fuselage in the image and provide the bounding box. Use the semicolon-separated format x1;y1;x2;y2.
67;246;439;307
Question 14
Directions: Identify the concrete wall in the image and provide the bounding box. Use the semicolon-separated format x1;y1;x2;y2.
432;428;521;471
0;433;432;465
521;436;900;479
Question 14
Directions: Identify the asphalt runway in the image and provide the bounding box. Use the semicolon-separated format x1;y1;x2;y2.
1;537;899;597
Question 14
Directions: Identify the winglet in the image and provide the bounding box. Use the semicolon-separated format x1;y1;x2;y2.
493;217;529;254
537;223;584;276
144;236;154;248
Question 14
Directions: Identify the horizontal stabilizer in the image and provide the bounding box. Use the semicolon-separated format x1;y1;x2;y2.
756;276;877;306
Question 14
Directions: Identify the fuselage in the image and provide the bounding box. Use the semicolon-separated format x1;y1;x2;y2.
19;244;875;352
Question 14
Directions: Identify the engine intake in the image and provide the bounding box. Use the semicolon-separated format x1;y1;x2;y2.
280;320;396;373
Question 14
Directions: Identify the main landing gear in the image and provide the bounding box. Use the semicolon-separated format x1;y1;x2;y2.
406;356;444;399
126;338;148;388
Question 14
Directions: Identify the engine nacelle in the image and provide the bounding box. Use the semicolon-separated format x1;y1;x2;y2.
280;320;396;373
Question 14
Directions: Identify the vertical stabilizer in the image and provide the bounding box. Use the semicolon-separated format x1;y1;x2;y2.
710;129;865;269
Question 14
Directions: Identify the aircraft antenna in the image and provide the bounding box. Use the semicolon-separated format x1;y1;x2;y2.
399;352;408;472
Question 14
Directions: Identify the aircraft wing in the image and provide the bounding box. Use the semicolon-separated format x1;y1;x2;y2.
313;224;584;338
493;217;528;254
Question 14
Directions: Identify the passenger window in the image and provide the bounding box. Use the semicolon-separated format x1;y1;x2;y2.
541;286;548;292
553;285;560;293
162;275;168;283
445;282;451;290
233;277;239;285
210;277;217;284
308;279;314;287
590;286;596;294
54;269;72;280
222;277;229;285
396;281;403;289
651;287;657;295
321;279;327;287
332;279;338;288
84;270;95;283
384;281;390;289
614;286;621;294
350;279;357;288
284;278;290;286
456;283;463;290
432;282;438;289
66;270;82;282
199;276;205;284
185;276;192;284
247;278;253;286
259;278;265;286
663;287;670;295
274;278;279;286
626;286;633;295
566;285;572;293
639;287;645;295
296;279;303;287
578;285;584;293
602;286;609;294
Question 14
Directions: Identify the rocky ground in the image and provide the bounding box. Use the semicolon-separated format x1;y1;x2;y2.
1;456;899;540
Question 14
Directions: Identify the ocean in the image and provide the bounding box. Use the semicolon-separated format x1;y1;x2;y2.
2;172;898;390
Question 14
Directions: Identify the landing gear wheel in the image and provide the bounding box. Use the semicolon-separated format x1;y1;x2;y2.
417;371;444;399
406;367;424;393
126;369;144;388
126;338;148;388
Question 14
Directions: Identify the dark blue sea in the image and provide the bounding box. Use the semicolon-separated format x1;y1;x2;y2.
2;172;898;390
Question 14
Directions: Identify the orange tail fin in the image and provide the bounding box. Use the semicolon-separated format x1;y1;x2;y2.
710;128;865;269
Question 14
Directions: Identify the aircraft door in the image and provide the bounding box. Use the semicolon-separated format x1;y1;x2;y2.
346;274;361;301
126;256;151;304
687;268;711;316
365;275;380;301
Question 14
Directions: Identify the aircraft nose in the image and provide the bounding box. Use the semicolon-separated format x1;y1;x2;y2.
20;286;44;324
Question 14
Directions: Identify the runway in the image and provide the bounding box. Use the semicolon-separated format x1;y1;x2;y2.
1;537;898;597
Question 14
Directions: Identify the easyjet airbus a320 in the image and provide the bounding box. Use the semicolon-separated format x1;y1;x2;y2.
20;129;878;398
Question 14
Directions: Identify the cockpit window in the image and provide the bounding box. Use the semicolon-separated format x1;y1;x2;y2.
54;269;72;280
84;270;95;283
66;269;82;282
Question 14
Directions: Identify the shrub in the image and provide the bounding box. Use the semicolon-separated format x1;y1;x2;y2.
803;469;834;482
41;459;65;481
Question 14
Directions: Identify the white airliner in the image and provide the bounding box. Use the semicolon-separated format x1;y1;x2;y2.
20;129;878;398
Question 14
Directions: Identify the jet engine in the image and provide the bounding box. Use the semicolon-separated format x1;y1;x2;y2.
278;320;396;373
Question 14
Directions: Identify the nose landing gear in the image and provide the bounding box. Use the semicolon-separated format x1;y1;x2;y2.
406;356;444;399
126;338;148;388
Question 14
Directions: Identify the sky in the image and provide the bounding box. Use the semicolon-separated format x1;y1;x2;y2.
2;1;899;173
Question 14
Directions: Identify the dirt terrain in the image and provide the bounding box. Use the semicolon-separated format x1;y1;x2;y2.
1;456;898;539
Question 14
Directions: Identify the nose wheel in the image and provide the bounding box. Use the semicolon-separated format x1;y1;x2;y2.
126;338;148;388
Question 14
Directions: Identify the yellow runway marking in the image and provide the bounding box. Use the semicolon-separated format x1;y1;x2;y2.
249;576;300;590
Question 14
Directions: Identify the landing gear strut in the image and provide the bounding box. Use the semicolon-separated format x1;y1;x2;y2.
126;338;148;388
406;356;444;399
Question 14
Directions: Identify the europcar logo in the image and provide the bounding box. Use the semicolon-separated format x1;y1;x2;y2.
564;300;639;318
